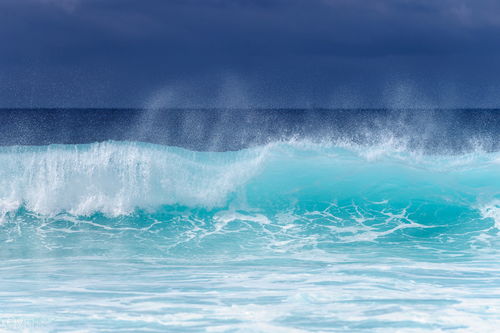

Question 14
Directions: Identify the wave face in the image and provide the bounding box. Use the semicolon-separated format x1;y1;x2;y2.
1;140;499;332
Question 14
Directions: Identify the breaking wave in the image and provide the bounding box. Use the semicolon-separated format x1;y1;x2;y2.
0;140;498;243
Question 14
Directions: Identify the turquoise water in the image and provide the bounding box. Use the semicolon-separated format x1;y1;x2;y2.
0;141;499;332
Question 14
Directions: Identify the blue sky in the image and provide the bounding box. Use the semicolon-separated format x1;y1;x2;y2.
1;0;500;108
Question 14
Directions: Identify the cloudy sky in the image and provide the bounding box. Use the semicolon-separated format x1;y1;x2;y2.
1;0;500;108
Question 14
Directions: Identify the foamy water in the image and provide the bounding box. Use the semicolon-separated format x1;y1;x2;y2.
0;140;499;331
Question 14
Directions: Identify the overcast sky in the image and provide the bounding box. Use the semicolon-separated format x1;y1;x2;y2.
1;0;500;108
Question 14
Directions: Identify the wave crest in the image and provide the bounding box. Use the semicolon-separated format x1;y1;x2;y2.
0;140;498;223
0;141;266;217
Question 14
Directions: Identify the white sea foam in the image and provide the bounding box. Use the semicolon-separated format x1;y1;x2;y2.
480;200;500;229
0;142;267;217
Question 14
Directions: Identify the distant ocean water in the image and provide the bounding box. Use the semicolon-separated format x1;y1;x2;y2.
0;109;499;332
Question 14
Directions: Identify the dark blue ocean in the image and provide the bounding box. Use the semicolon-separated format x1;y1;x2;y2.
0;109;499;332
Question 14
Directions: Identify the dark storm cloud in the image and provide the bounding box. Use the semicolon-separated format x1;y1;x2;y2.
1;0;500;107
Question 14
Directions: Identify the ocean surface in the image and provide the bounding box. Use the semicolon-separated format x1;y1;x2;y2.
0;109;499;332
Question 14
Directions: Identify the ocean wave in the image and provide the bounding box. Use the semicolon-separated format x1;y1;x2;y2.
0;140;498;217
0;141;266;217
0;140;497;270
0;140;500;252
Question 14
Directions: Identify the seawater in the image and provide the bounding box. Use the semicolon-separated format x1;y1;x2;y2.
0;138;499;332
